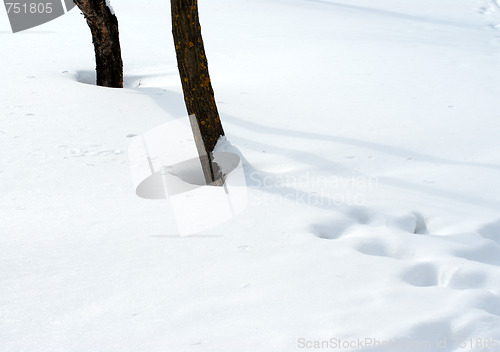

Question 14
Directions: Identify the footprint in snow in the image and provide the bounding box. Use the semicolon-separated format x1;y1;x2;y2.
478;219;500;245
387;212;428;234
353;237;392;258
400;262;489;289
345;206;375;225
401;262;439;287
478;6;495;15
310;214;355;240
58;144;123;159
454;238;500;266
311;207;427;241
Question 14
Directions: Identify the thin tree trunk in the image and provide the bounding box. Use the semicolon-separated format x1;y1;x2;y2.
171;0;225;155
74;0;123;88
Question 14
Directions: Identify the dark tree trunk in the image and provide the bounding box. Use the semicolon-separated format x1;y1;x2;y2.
74;0;123;88
171;0;225;155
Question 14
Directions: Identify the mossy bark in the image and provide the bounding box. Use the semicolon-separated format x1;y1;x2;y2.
171;0;224;154
74;0;123;88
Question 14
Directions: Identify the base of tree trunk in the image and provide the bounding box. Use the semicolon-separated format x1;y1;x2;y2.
74;0;123;88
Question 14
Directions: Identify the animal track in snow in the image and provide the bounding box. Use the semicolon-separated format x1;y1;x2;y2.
349;230;421;260
386;212;427;234
311;206;390;240
478;5;495;15
454;239;500;266
345;206;375;225
401;262;488;289
310;214;355;240
310;208;500;298
459;290;500;316
479;219;500;245
477;0;500;36
57;144;123;159
446;267;488;290
353;237;392;258
401;262;439;287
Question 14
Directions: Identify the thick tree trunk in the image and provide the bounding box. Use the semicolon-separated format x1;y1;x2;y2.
74;0;123;88
171;0;225;155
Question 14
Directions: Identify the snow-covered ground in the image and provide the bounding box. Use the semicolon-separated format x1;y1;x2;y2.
2;0;500;351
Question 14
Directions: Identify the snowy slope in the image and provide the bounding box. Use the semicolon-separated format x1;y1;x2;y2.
1;0;500;351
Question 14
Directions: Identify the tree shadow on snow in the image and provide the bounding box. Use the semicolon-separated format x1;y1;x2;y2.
88;71;500;213
222;114;500;211
306;0;482;30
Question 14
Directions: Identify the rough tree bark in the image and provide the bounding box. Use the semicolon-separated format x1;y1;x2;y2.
171;0;225;184
74;0;123;88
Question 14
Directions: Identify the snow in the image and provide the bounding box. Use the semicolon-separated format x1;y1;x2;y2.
105;0;115;16
1;0;500;351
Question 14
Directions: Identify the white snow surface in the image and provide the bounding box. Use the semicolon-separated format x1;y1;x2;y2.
105;0;115;16
2;0;500;351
